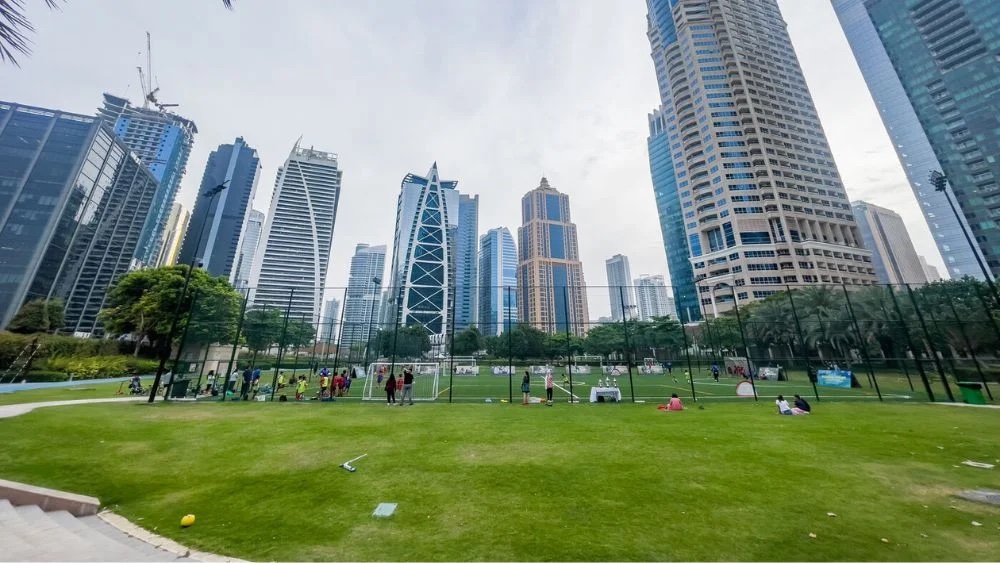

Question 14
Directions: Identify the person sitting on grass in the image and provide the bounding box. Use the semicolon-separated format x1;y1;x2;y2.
776;395;793;415
667;393;684;411
794;394;812;413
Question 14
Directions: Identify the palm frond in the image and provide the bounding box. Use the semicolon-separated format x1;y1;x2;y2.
0;0;60;66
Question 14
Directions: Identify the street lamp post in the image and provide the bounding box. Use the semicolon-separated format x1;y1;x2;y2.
361;277;382;377
147;181;228;403
929;171;1000;308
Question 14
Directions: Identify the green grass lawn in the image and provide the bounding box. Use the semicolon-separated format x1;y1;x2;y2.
1;401;998;561
0;379;146;406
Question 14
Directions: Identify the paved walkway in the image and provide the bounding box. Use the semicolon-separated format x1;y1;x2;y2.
933;401;1000;409
0;397;146;420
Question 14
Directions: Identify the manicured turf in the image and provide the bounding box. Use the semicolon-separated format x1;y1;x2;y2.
0;379;150;406
1;400;998;561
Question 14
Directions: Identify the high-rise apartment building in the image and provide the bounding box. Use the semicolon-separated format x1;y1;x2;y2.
155;203;189;267
178;137;261;283
865;0;1000;277
919;255;943;282
249;141;342;325
0;102;159;334
97;93;196;266
517;177;589;336
478;227;518;336
388;164;460;338
454;193;479;331
635;274;675;321
340;243;387;349
319;298;341;344
851;201;927;285
832;0;984;280
233;209;264;290
644;0;877;316
605;254;636;321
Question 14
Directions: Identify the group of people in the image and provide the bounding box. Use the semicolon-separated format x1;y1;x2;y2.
520;370;554;406
382;365;415;405
317;368;353;399
776;394;811;415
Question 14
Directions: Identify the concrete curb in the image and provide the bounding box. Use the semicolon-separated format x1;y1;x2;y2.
933;402;1000;409
0;478;100;516
97;512;249;563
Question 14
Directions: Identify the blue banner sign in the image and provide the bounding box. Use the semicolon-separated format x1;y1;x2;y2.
816;370;853;389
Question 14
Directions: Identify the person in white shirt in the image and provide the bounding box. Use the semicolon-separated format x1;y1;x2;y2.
776;395;793;415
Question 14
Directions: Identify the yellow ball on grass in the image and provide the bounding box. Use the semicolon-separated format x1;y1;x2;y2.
180;514;196;528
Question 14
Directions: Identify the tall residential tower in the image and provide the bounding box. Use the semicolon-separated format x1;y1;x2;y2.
340;243;387;349
454;193;480;331
478;227;518;336
635;274;675;321
852;201;927;286
517;177;589;336
605;254;636;321
249;142;342;325
644;0;877;316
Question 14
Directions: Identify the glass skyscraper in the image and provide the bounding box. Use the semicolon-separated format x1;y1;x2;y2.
454;193;479;332
851;200;928;285
249;141;342;325
865;0;1000;276
97;94;196;267
178;137;261;283
341;243;387;348
0;101;159;335
388;163;460;338
832;0;982;280
517;177;590;336
605;254;636;321
644;0;876;317
478;227;518;336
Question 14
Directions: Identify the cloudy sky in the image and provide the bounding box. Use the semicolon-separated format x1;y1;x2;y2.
1;0;940;317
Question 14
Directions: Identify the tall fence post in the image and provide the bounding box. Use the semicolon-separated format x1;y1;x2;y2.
563;286;575;404
270;288;295;401
166;290;199;402
506;286;513;404
946;298;993;400
223;289;251;397
842;283;882;402
905;284;954;402
886;285;935;401
678;316;697;402
619;286;636;403
876;292;914;392
330;288;349;379
448;286;457;404
786;286;820;401
730;289;757;401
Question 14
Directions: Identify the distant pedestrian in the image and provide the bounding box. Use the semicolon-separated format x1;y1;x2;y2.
385;373;396;405
711;363;720;382
402;365;414;405
521;370;530;405
666;361;673;375
545;372;554;405
241;367;253;400
343;374;353;396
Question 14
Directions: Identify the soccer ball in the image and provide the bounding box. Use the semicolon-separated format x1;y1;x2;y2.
180;514;196;527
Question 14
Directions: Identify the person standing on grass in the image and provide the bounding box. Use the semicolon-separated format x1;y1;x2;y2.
711;362;720;382
401;365;414;405
545;372;554;406
241;367;253;400
385;373;397;405
343;374;353;396
666;361;673;376
319;372;329;398
521;370;531;405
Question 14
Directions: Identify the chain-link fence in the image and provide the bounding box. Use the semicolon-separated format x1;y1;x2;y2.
146;279;998;405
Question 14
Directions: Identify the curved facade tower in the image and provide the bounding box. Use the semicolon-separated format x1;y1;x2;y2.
249;141;342;325
388;163;459;338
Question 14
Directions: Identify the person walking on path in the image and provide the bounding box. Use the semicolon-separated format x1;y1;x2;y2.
521;370;531;405
385;373;397;405
401;366;414;405
545;372;554;406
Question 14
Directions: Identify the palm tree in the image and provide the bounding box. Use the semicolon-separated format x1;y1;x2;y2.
1;0;233;66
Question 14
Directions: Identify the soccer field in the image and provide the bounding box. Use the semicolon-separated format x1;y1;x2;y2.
1;400;997;561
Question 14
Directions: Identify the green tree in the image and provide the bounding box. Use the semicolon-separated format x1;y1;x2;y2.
377;325;432;359
452;327;482;356
284;318;316;350
7;298;64;334
583;323;625;357
507;324;547;360
99;265;241;356
545;331;584;358
242;308;284;354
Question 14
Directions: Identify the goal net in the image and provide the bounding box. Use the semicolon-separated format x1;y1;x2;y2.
446;356;480;376
362;362;441;401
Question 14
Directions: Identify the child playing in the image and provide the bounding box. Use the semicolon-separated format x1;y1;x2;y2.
295;376;307;401
667;393;684;411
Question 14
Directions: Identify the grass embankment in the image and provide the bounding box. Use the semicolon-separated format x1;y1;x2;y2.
0;401;998;560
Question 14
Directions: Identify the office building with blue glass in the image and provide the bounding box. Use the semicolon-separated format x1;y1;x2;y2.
178;137;261;282
517;178;589;336
97;93;196;267
832;0;982;280
864;0;1000;277
454;193;479;331
478;227;518;336
0;102;159;335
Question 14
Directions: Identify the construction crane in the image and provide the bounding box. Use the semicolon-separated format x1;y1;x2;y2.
135;32;179;112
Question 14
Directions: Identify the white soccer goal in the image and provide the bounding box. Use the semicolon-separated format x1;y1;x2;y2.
446;357;480;376
362;362;441;401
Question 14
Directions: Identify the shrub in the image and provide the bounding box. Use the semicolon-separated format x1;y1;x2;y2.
18;371;70;382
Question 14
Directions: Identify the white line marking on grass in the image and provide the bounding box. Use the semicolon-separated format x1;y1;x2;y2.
552;381;580;401
436;386;451;398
